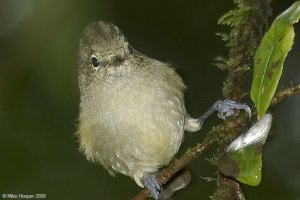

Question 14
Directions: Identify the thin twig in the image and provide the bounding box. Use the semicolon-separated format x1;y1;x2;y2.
132;83;300;200
271;84;300;105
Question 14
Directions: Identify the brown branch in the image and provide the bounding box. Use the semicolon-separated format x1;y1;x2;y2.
132;83;300;200
271;84;300;105
220;178;246;200
211;176;246;200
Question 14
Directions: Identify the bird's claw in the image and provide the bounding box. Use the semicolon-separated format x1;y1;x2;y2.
143;174;161;199
214;100;251;120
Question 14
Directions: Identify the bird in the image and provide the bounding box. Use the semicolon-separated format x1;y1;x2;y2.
77;21;251;199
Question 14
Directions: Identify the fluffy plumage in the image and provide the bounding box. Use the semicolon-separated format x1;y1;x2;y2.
77;21;201;187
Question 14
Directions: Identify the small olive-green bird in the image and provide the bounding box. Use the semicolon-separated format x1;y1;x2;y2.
77;21;250;199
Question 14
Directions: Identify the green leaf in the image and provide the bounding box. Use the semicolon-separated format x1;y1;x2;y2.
250;2;300;118
218;114;272;186
218;144;263;186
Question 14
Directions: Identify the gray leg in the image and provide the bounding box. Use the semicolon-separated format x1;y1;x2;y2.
198;100;251;125
143;174;161;199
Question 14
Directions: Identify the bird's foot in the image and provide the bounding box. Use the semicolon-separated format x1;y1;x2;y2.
143;174;161;199
213;100;251;120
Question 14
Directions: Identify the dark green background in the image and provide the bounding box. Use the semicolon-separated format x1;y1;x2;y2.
0;0;299;199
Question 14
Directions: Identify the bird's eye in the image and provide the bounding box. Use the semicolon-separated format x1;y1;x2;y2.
91;55;101;68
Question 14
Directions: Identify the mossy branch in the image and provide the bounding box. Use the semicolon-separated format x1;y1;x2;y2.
213;0;272;199
210;176;246;200
218;0;272;101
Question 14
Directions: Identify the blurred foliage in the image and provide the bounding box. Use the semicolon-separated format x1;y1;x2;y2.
0;0;299;199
